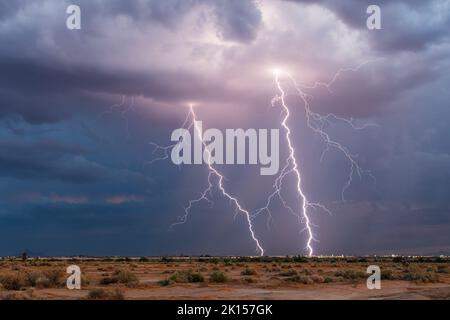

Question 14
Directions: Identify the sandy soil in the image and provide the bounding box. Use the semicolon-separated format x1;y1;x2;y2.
0;257;449;300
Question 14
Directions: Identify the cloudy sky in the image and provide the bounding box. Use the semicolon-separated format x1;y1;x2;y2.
0;0;449;256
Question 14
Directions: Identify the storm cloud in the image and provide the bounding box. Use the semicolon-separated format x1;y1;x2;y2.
0;0;449;256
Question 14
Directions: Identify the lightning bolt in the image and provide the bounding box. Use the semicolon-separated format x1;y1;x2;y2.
145;111;194;167
287;60;378;201
143;61;377;257
97;95;136;138
253;61;377;256
273;69;316;256
170;105;264;256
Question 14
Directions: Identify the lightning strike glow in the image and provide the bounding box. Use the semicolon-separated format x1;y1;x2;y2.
275;71;316;256
170;105;265;256
254;61;377;256
144;62;377;257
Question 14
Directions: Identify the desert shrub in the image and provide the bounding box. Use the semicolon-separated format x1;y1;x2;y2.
25;272;51;288
209;271;227;283
164;270;204;284
158;279;172;286
1;292;31;300
139;257;149;262
168;271;188;283
100;276;117;285
0;274;25;291
381;269;396;280
88;288;108;300
324;277;333;283
402;271;439;283
302;269;313;276
279;270;297;277
292;256;308;263
241;268;257;276
437;266;449;274
87;288;125;300
393;256;404;263
334;270;366;280
286;275;312;284
311;275;324;283
109;289;125;300
114;269;138;285
43;269;63;287
81;274;90;286
189;272;205;283
242;277;254;283
100;269;138;286
271;267;281;272
162;270;174;274
88;288;124;300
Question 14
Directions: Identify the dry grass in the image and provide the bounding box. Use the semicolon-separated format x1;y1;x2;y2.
0;256;448;300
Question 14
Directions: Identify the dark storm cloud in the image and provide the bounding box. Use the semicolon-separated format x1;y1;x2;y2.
301;58;437;117
0;0;263;122
287;0;450;53
93;0;262;41
213;0;262;42
0;0;449;256
0;138;102;183
0;55;256;123
0;1;27;19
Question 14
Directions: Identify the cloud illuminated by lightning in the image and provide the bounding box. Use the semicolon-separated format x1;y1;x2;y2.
253;61;378;256
143;61;377;257
169;105;265;256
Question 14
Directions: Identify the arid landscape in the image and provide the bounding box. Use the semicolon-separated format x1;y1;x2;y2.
0;256;449;300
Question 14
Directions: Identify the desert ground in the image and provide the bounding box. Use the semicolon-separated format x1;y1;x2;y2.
0;256;449;300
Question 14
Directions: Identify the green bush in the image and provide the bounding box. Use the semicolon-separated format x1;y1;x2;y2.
88;288;125;300
381;269;396;280
402;271;439;283
286;275;312;284
279;270;297;277
188;272;205;283
292;256;308;263
311;275;324;283
88;288;108;299
242;277;254;283
100;269;138;286
437;266;449;274
43;269;63;287
241;268;256;276
158;279;172;286
209;271;227;283
334;270;366;280
0;274;24;291
168;270;204;283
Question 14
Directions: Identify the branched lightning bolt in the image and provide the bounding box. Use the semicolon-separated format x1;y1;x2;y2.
169;105;264;256
287;60;378;201
97;95;136;137
274;70;316;256
129;61;377;257
145;111;194;167
253;61;378;256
